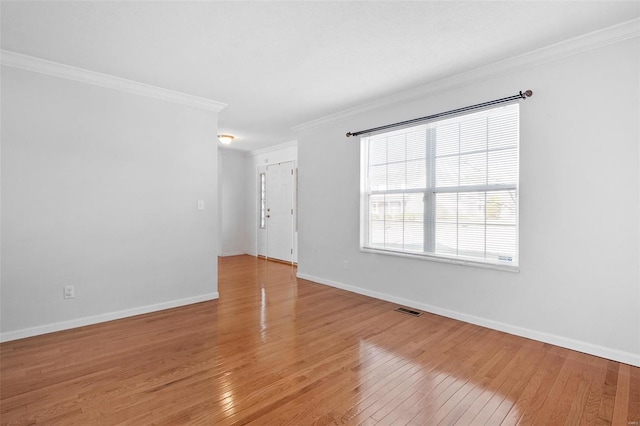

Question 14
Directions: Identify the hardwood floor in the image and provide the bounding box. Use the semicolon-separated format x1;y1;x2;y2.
1;255;638;425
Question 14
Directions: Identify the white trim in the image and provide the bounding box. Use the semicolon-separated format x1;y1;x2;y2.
0;50;227;112
359;247;519;272
291;18;640;132
0;292;219;343
296;272;640;367
249;140;298;157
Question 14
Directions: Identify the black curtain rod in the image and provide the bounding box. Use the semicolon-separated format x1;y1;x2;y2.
346;90;533;137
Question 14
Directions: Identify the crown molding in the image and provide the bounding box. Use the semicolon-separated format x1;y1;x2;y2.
291;18;639;133
0;50;227;112
249;140;298;157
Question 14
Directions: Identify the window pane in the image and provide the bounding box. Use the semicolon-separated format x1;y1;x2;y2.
404;193;424;223
406;130;426;160
435;156;458;187
459;152;487;186
486;190;516;225
384;194;404;220
458;192;485;225
385;221;403;250
435;223;457;256
369;138;387;165
460;117;487;153
435;124;459;157
370;164;387;191
370;220;385;248
369;194;385;220
488;149;517;185
387;162;406;190
387;134;406;163
458;224;485;259
404;222;423;252
488;111;518;150
260;173;266;229
406;160;426;189
404;193;424;252
435;192;457;223
486;225;516;262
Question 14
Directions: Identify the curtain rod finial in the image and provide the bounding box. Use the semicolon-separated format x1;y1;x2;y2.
346;132;353;137
523;89;533;98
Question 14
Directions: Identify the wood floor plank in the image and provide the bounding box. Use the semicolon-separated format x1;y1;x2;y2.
629;366;640;425
595;361;622;425
611;364;631;426
1;255;638;425
561;356;602;425
543;354;596;425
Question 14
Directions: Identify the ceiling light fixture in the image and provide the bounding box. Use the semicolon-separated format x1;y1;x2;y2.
217;134;235;145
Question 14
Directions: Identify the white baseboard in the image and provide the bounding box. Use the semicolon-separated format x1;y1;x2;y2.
0;292;219;343
297;272;640;367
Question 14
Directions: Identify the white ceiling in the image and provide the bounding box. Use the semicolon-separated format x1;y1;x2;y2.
2;1;638;151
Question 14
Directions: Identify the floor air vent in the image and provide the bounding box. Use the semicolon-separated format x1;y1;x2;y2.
394;307;423;317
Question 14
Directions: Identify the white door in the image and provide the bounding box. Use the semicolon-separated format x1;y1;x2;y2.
266;161;294;262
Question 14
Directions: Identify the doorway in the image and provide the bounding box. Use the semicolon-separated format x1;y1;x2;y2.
259;161;296;263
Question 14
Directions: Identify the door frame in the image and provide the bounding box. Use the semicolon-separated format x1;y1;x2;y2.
257;160;298;263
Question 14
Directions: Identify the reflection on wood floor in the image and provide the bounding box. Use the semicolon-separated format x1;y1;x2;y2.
1;255;638;425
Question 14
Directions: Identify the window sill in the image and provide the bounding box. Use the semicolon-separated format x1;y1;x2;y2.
360;247;520;273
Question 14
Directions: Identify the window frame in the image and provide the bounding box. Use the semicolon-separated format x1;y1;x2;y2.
359;103;520;272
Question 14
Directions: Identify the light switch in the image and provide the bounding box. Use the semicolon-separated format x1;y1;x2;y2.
197;200;205;210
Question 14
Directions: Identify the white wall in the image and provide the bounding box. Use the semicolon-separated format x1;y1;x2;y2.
218;148;249;256
245;141;298;260
1;66;219;340
296;37;640;366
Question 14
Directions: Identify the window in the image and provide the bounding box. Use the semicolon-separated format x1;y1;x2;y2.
259;172;267;229
360;103;519;269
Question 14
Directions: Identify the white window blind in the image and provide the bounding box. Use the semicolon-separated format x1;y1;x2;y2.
361;103;519;268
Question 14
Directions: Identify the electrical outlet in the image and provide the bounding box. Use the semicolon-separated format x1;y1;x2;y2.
197;200;205;210
343;260;349;270
63;285;75;299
